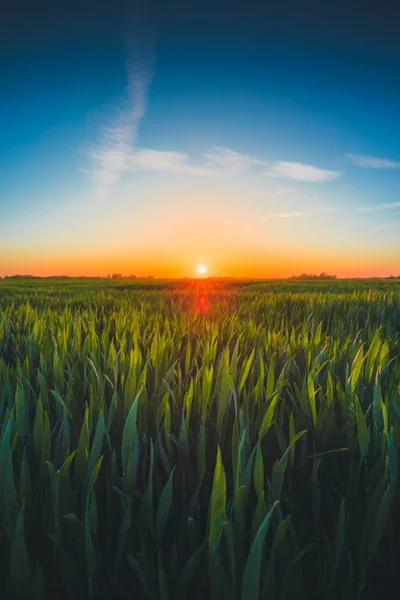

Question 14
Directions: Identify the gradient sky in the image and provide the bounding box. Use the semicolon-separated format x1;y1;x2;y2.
1;0;400;277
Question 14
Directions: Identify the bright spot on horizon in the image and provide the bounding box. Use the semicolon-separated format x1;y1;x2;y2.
196;263;208;275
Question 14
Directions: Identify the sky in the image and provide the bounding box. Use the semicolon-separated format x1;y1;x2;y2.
1;0;400;278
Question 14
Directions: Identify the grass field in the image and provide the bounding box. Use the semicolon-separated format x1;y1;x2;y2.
0;277;399;599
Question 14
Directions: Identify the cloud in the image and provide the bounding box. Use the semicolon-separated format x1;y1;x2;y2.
264;161;340;182
87;120;340;186
216;206;340;240
129;149;216;176
347;154;400;169
358;202;400;213
204;147;339;183
126;149;338;182
260;207;339;220
88;146;216;184
86;35;155;195
204;147;265;172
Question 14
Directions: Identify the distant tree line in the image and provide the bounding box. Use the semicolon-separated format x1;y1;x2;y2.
0;274;155;280
290;272;337;279
106;274;153;280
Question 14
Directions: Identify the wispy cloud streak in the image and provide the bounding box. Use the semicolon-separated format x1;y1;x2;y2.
204;147;265;172
358;202;400;212
87;129;340;185
217;205;340;239
87;34;155;195
264;162;340;182
129;149;216;176
347;154;400;169
204;147;340;182
260;207;340;220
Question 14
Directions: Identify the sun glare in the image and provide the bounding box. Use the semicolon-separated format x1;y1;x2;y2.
196;263;208;275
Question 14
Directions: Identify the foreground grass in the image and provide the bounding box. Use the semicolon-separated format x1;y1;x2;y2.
0;278;399;599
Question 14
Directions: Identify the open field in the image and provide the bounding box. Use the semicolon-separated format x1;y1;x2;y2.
0;278;399;599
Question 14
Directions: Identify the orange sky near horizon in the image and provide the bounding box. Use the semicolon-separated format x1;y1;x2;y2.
1;245;398;279
2;176;399;280
2;182;399;280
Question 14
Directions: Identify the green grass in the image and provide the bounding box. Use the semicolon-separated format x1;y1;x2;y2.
0;277;399;599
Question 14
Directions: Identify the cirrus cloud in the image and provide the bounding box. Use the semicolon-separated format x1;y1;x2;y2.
203;147;340;182
347;153;400;169
129;149;217;176
264;161;340;182
357;202;400;213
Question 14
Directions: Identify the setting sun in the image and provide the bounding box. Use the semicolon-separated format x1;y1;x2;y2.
196;263;208;275
1;2;400;597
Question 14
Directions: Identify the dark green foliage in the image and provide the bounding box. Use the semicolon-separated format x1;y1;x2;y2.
0;278;399;599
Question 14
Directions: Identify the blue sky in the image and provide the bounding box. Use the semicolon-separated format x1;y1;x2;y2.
1;1;399;276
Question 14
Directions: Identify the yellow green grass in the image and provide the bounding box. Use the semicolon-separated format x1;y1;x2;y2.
0;278;399;599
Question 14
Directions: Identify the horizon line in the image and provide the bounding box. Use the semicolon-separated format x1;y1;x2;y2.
1;274;400;281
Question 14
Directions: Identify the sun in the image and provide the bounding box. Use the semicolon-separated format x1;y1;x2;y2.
196;263;208;275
